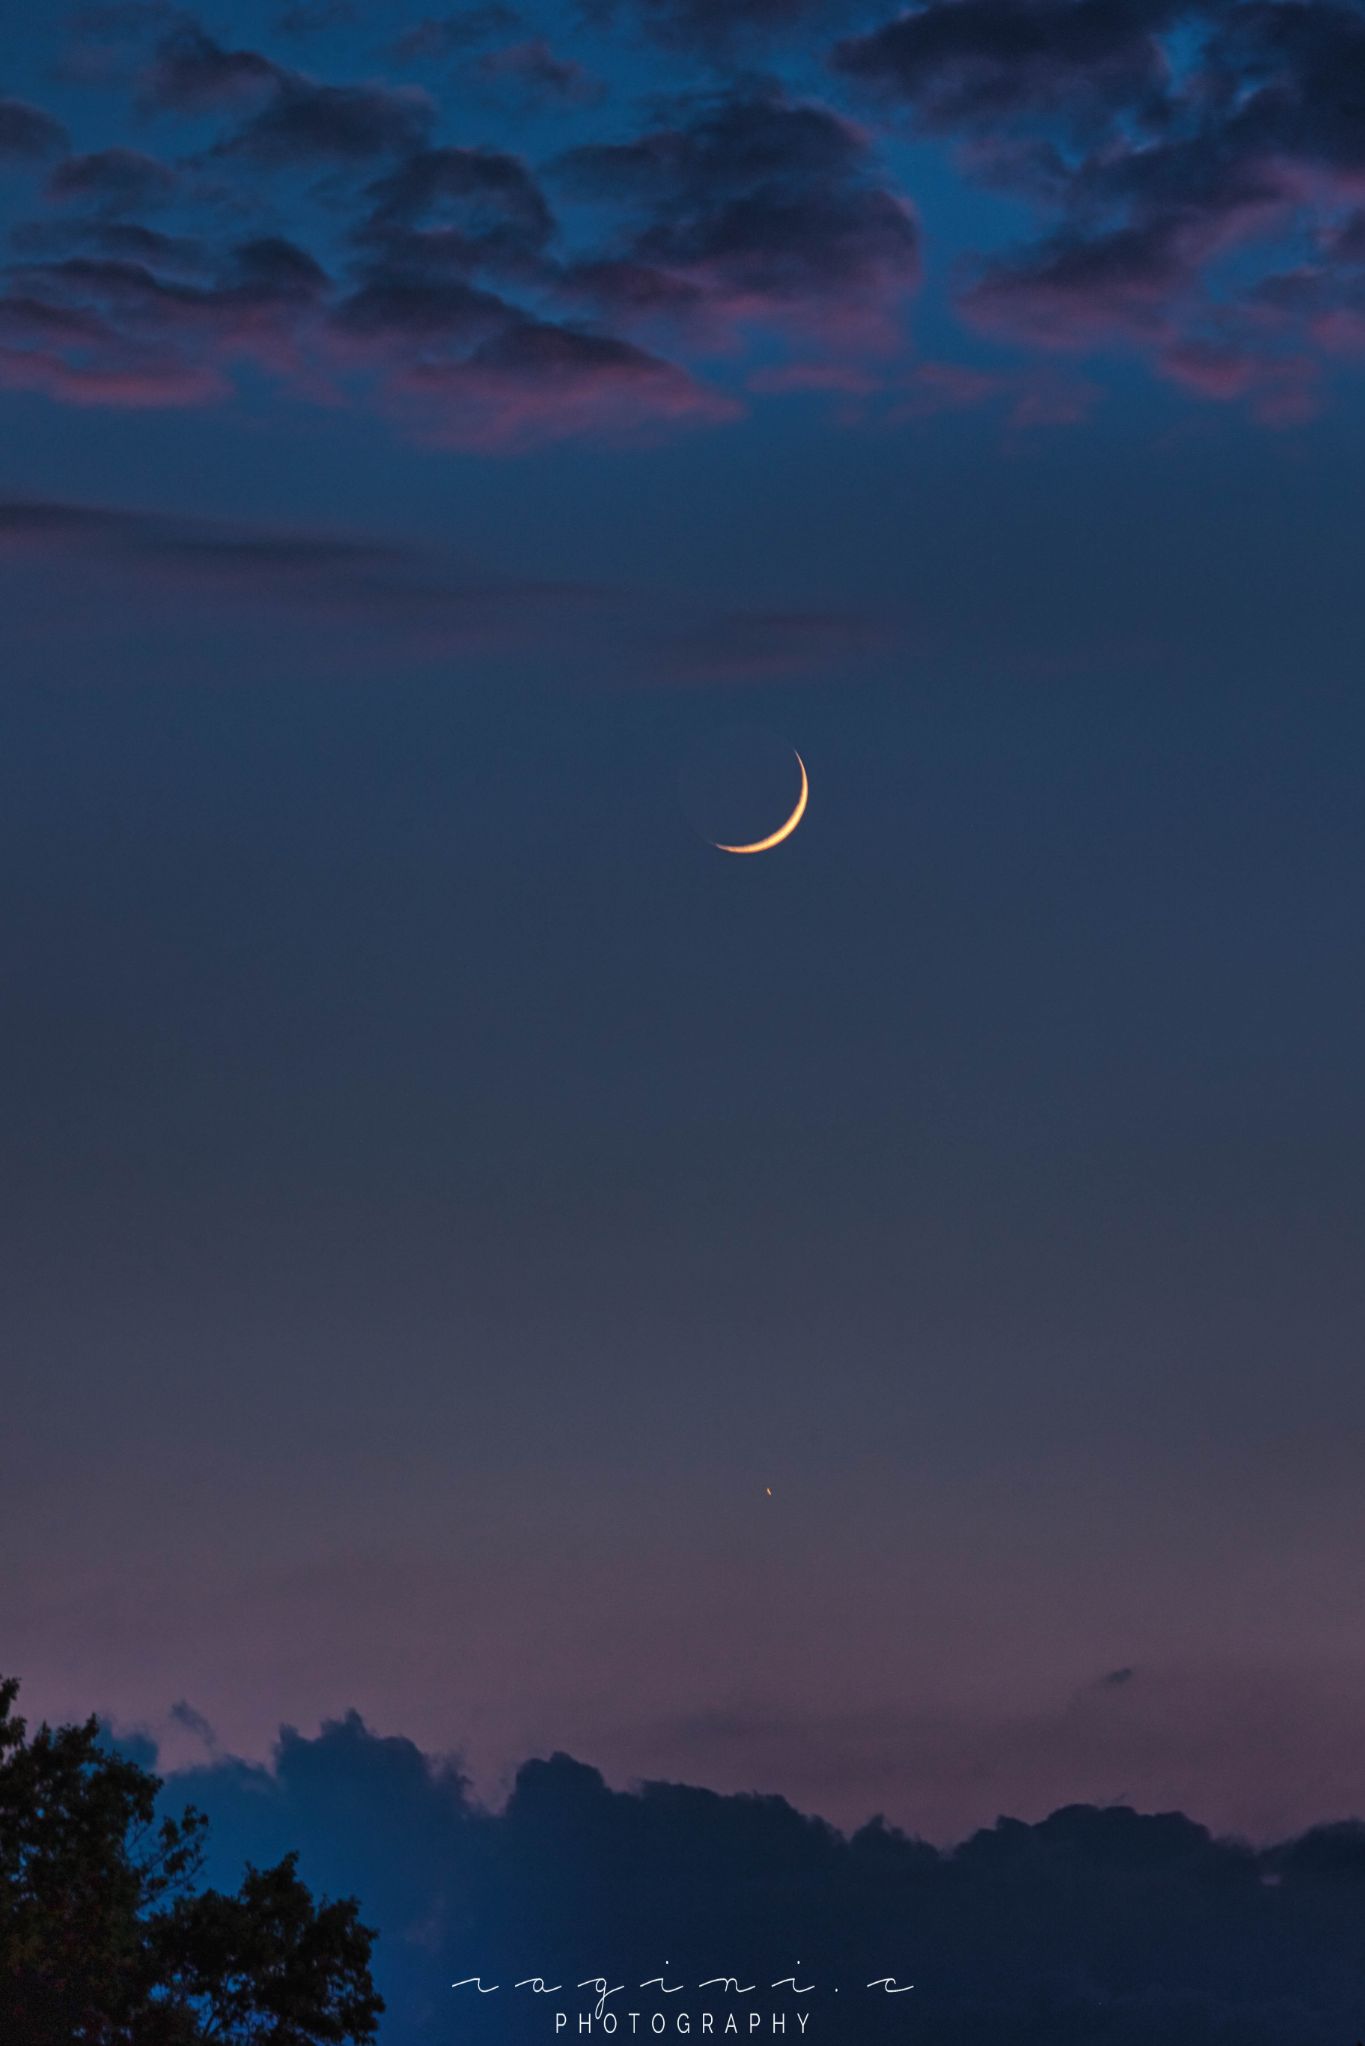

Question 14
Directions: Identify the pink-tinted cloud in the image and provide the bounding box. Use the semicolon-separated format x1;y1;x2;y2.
0;238;329;405
13;2;1365;440
387;318;737;450
961;225;1187;362
0;60;928;447
880;356;1099;428
836;0;1365;421
0;494;609;656
556;89;920;362
0;348;228;408
0;493;897;686
1;120;738;450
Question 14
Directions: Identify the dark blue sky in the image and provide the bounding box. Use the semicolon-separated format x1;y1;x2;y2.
4;0;1365;1842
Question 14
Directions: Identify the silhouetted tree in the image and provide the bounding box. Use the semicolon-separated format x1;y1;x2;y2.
0;1676;382;2046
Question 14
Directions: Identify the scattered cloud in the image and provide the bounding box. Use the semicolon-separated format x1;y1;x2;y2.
0;493;882;674
139;23;435;163
837;0;1365;415
0;97;70;161
8;2;1365;436
474;39;604;109
214;77;437;166
355;143;555;275
833;0;1179;136
387;6;522;65
139;22;283;113
556;89;919;355
47;147;178;212
591;0;846;50
388;317;735;448
0;494;590;633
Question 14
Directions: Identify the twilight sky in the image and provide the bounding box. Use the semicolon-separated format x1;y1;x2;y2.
4;0;1365;1846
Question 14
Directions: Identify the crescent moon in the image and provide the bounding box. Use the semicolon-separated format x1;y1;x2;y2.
714;752;808;855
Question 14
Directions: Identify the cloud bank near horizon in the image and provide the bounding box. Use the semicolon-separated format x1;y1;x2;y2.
103;1698;1365;2046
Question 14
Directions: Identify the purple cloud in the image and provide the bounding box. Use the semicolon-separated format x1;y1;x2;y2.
835;0;1365;416
14;0;1365;436
356;144;555;275
47;147;178;212
475;39;604;109
0;495;608;653
0;493;884;679
0;238;328;408
140;23;283;112
833;0;1180;135
592;0;840;48
215;77;436;164
387;317;736;449
0;159;730;445
139;24;435;164
557;90;919;354
0;97;70;161
387;7;522;63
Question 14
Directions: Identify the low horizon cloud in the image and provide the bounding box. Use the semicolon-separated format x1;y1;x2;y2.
69;1688;1365;2045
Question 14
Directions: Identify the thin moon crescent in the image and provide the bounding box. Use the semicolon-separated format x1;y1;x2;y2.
713;751;808;855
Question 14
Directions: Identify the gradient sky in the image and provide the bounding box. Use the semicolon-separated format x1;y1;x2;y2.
4;0;1365;1845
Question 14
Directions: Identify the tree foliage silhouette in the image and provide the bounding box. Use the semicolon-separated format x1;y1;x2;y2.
0;1676;382;2045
